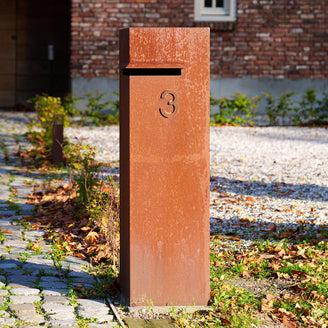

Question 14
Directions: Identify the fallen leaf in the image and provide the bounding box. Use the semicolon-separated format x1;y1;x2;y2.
85;231;99;245
240;270;251;278
261;294;279;312
80;226;92;232
290;270;307;277
240;216;257;223
283;293;294;301
280;232;294;238
282;316;297;328
228;237;240;241
220;318;232;326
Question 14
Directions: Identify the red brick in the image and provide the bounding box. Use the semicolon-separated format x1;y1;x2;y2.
71;0;327;79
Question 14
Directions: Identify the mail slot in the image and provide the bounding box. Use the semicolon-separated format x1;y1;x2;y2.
122;68;182;76
119;28;210;307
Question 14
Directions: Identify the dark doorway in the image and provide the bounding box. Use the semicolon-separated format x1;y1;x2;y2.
0;0;71;108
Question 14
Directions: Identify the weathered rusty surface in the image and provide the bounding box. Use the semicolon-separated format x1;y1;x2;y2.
52;115;63;164
119;28;210;307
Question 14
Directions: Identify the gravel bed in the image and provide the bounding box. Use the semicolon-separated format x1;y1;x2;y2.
65;125;120;163
66;125;328;241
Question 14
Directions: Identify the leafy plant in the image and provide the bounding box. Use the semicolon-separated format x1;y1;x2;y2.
18;252;31;263
262;92;296;125
27;240;43;255
294;89;328;125
28;94;69;150
210;93;259;126
47;236;69;269
0;231;5;244
83;90;119;125
62;93;81;117
8;201;21;215
64;142;102;204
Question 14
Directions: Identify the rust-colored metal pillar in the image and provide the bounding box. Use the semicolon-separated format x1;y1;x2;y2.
119;28;210;307
53;114;64;164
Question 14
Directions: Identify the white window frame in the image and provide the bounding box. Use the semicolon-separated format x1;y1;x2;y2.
194;0;236;22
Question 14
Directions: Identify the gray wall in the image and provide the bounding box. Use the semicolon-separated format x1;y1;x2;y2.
71;77;119;111
72;77;328;114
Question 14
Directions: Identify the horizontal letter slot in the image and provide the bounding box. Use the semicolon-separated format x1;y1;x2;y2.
122;68;181;76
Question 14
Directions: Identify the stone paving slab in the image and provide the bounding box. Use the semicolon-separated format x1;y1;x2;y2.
40;282;69;290
9;295;42;303
0;289;8;296
10;287;40;295
43;295;70;305
16;312;45;324
89;324;119;328
43;288;70;296
9;302;36;314
0;317;16;325
48;319;78;327
0;261;18;269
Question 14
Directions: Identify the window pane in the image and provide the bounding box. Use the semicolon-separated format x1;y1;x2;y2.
216;0;224;7
205;0;212;8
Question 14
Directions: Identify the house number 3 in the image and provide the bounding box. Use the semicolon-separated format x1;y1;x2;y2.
159;90;178;118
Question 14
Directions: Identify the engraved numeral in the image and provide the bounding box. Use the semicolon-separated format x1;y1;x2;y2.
159;90;178;118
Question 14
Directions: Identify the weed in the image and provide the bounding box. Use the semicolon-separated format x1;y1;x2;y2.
64;142;102;204
18;252;31;263
295;88;328;125
210;93;259;126
27;240;43;255
68;290;78;307
5;246;12;253
7;201;21;215
48;238;69;269
0;231;6;244
76;316;99;327
34;300;44;315
262;91;295;125
83;90;119;126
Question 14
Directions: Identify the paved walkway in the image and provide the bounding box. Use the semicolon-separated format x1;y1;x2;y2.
0;112;119;327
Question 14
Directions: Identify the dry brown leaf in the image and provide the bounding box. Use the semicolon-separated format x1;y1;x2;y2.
283;293;294;301
240;270;250;278
282;316;297;328
290;270;307;278
261;294;279;312
80;226;92;232
220;318;232;326
85;231;99;245
240;216;257;223
0;229;12;234
228;236;240;241
280;232;294;238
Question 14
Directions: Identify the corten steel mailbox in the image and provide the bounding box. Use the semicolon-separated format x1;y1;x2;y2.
119;28;210;307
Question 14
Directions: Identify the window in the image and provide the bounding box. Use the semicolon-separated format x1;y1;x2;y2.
194;0;236;22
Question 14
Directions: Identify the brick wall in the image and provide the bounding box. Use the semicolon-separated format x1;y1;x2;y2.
71;0;328;79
